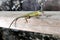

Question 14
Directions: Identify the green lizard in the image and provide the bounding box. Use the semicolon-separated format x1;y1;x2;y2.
9;11;43;28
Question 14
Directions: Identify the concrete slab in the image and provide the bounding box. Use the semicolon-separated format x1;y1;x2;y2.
0;11;60;35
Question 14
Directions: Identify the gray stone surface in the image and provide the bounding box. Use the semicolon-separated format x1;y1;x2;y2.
0;11;60;35
0;27;60;40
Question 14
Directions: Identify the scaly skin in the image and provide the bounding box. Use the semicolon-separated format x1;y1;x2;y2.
9;11;42;28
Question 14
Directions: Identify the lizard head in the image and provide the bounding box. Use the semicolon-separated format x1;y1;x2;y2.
35;11;42;16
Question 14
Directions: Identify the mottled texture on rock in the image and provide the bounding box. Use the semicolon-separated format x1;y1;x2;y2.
0;0;41;11
0;27;60;40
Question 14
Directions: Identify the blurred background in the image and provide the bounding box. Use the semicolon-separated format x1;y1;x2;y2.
0;0;60;11
0;0;41;11
0;27;60;40
43;0;60;11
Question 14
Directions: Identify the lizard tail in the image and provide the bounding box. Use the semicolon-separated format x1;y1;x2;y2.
9;18;17;28
9;16;22;28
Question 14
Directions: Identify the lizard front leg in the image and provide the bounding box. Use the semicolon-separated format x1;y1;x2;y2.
25;17;28;23
25;16;31;23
